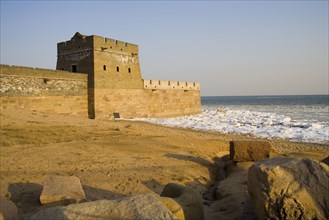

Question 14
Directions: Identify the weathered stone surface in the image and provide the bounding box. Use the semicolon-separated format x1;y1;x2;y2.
160;183;204;220
160;197;185;220
248;157;329;220
230;141;271;162
40;175;86;205
0;196;18;220
31;193;177;220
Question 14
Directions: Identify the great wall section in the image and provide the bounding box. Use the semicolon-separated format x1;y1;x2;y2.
0;32;201;119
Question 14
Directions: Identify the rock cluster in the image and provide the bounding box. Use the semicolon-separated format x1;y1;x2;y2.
0;175;206;220
31;193;177;220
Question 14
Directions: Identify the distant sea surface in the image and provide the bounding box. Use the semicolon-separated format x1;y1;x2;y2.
139;95;329;143
201;95;329;122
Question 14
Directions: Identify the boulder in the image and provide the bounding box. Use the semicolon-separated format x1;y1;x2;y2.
0;197;18;220
31;193;177;220
160;183;204;220
248;157;329;220
40;175;86;205
230;141;271;162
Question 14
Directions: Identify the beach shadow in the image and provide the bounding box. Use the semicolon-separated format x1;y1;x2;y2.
165;153;219;182
82;185;126;201
8;182;43;215
141;179;166;194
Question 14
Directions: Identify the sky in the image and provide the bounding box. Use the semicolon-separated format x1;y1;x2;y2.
1;1;328;96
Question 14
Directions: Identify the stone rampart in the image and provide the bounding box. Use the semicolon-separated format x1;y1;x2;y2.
0;64;201;119
0;65;88;116
94;88;201;119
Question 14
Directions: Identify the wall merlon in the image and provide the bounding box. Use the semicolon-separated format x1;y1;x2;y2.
143;79;200;91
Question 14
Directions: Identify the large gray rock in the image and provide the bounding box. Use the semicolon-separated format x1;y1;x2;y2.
40;175;86;205
31;193;177;220
0;197;18;220
248;157;329;220
160;183;204;220
230;140;271;162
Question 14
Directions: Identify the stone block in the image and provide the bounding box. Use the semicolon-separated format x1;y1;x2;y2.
160;183;204;220
248;157;329;219
230;140;271;162
40;175;86;205
0;196;18;220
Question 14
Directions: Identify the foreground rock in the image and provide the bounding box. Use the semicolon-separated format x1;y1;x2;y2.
0;197;18;220
230;140;271;162
160;183;204;220
40;175;86;205
31;193;177;220
248;157;329;219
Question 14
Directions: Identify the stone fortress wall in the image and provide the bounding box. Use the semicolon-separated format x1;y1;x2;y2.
0;33;201;119
0;65;88;116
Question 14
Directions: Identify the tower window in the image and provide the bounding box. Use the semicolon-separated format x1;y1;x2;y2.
116;67;119;72
103;65;106;71
71;65;77;73
128;68;131;73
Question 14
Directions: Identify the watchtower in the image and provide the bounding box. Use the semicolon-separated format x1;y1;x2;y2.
56;32;144;118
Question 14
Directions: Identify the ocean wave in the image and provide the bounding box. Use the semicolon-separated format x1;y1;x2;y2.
135;108;329;144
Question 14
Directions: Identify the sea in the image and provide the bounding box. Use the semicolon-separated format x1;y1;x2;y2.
138;95;329;144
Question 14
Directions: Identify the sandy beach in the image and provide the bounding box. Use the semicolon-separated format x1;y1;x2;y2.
1;109;328;219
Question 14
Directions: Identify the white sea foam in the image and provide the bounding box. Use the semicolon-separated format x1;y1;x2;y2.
134;108;329;144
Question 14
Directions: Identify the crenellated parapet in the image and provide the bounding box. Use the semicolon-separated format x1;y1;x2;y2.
143;79;200;91
57;32;138;56
93;36;138;55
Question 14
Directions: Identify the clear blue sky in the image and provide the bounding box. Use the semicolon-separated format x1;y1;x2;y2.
1;1;328;96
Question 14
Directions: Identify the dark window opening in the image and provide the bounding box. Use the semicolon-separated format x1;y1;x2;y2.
128;68;131;73
103;65;106;71
72;65;77;73
116;67;119;72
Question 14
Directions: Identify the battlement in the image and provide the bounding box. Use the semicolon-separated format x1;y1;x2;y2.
93;35;138;55
57;32;138;56
143;79;200;91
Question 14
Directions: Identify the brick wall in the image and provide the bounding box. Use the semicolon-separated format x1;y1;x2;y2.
94;89;201;119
